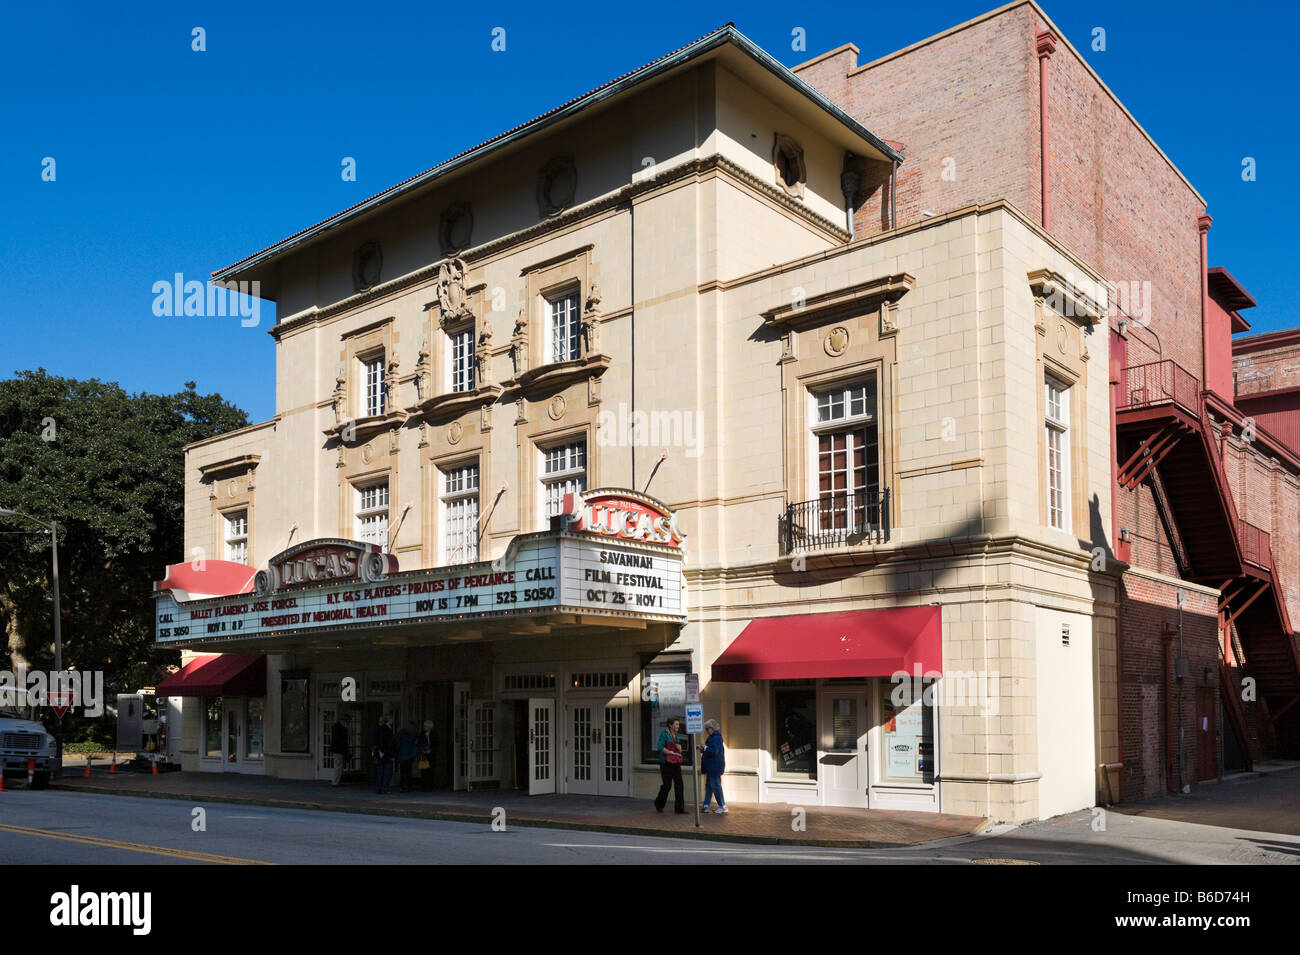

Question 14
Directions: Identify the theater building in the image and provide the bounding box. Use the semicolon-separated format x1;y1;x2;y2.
153;15;1140;822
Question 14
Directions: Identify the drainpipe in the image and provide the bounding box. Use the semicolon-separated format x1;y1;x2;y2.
1198;214;1213;388
1036;31;1058;231
890;159;898;230
1110;334;1125;802
841;165;860;240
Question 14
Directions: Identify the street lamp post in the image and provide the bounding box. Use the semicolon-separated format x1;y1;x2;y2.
0;508;63;777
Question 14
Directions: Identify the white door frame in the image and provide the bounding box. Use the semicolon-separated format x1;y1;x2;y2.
528;697;556;796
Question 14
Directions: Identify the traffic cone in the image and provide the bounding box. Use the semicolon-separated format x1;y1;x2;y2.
84;756;92;778
27;758;34;787
0;769;6;791
109;758;117;775
151;759;158;775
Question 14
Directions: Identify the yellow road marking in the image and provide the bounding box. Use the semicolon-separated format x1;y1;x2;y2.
0;822;276;865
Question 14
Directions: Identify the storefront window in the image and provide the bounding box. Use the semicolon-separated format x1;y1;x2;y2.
204;696;222;758
280;671;310;753
772;684;817;778
879;678;935;783
246;697;265;759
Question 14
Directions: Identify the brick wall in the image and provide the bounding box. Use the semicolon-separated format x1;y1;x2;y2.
1118;573;1219;800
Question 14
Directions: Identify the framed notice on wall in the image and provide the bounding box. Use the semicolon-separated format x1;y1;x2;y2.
280;670;310;753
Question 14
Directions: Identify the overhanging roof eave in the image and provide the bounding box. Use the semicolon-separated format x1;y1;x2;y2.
211;24;901;285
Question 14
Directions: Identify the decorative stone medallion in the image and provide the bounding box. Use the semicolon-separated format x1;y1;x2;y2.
825;326;850;357
447;421;463;445
548;394;567;420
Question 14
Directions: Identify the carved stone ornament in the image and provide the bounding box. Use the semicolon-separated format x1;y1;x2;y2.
548;394;567;420
537;156;578;217
880;300;900;336
825;326;850;357
352;241;383;292
582;282;602;353
331;365;347;426
511;307;529;376
436;257;474;325
439;202;473;257
384;354;401;409
447;421;463;445
414;338;431;401
475;322;493;386
772;134;806;199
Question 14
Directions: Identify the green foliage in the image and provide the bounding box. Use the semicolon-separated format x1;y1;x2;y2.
0;369;249;699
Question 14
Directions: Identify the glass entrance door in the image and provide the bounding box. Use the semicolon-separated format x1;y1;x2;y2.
223;701;243;773
819;689;869;807
567;694;630;797
527;698;556;795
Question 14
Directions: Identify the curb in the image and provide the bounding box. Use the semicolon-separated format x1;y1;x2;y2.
48;782;982;850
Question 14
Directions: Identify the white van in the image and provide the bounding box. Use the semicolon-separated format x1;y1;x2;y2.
0;706;54;788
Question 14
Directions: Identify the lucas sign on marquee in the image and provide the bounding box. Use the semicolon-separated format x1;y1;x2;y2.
154;489;686;647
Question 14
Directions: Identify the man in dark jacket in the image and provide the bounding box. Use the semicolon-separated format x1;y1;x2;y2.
699;719;727;813
330;713;351;787
372;714;397;795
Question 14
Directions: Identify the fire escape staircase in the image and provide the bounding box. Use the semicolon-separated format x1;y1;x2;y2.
1117;360;1300;757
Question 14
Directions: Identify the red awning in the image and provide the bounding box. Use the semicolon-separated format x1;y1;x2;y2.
711;606;942;682
155;654;266;697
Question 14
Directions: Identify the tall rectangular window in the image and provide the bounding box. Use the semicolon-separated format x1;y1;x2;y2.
449;327;475;393
224;511;248;563
442;463;480;563
355;481;389;547
363;355;386;417
542;440;586;520
547;291;580;364
1045;377;1070;532
811;379;880;533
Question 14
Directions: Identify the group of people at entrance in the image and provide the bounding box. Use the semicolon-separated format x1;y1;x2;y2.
655;717;726;814
330;713;436;794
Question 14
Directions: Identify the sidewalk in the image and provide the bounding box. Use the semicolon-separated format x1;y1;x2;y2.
49;770;988;848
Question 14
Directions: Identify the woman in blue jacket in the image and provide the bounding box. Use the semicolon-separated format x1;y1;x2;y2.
699;719;727;813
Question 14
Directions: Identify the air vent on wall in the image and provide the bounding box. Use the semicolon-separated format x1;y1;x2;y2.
1061;623;1071;647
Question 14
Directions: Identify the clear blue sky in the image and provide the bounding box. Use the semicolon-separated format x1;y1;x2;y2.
2;0;1295;423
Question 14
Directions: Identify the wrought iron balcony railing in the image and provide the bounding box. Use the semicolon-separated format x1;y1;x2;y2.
1117;359;1201;417
780;489;890;554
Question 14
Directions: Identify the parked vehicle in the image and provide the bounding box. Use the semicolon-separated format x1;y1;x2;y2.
0;706;54;788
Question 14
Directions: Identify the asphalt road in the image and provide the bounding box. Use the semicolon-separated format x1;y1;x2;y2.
2;773;1299;864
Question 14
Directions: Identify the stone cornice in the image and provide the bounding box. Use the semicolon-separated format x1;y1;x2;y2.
761;272;914;330
197;454;262;478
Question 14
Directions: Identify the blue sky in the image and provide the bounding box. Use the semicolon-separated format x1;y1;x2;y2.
2;0;1295;423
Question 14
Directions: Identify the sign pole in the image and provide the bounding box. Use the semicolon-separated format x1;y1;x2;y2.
690;733;700;828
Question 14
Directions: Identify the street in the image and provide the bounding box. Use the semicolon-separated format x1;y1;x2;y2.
3;767;1299;864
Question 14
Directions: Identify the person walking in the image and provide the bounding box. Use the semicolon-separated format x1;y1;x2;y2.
698;718;727;813
372;713;397;795
417;720;436;791
396;722;420;792
330;713;351;787
653;717;687;814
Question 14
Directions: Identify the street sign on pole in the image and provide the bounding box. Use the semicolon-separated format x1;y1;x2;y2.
49;691;73;720
685;673;699;705
685;702;703;733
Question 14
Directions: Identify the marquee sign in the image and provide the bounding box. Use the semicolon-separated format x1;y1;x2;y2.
562;488;686;548
255;539;399;595
154;499;686;648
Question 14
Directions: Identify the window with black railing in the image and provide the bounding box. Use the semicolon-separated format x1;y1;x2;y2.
783;377;890;553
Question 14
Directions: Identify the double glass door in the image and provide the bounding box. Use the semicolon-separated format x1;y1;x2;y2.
566;694;628;796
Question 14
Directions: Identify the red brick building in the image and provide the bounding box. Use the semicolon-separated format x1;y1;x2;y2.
796;0;1300;802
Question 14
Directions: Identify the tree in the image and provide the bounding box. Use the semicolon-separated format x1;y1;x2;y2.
0;370;249;733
